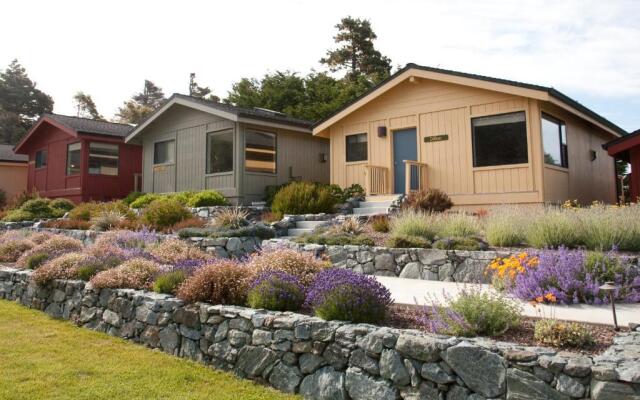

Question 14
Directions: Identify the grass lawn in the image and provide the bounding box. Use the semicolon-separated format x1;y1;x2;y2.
0;300;299;400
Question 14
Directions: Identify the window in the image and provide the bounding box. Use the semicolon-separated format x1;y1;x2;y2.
154;140;175;165
346;133;368;162
207;130;233;174
89;142;119;175
542;113;568;168
35;149;47;168
245;130;276;173
472;112;528;167
66;142;81;175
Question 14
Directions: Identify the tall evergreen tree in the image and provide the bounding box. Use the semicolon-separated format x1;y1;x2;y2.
0;59;54;144
116;80;165;124
189;73;220;102
320;16;392;83
73;91;103;120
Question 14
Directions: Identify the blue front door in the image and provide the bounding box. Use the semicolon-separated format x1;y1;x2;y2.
393;128;417;194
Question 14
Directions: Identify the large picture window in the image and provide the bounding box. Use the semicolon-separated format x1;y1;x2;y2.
472;112;528;167
89;142;119;175
346;133;368;162
245;130;276;174
35;149;47;168
154;140;175;165
207;130;233;174
66;142;81;175
542;113;568;168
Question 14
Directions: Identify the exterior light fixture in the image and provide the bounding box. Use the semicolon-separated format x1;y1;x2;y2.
599;281;619;331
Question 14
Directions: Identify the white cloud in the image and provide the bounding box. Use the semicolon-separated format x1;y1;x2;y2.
1;0;638;128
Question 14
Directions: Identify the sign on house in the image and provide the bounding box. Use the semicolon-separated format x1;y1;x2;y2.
424;134;449;143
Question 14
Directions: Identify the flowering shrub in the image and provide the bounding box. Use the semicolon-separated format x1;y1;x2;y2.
247;271;306;311
0;238;34;262
248;246;328;287
176;259;252;305
148;239;210;264
32;253;100;285
28;231;54;245
419;286;522;337
141;198;191;229
16;235;83;269
534;319;594;348
153;270;187;295
510;248;640;304
305;268;393;323
93;229;158;251
486;253;538;291
84;243;129;269
90;258;160;290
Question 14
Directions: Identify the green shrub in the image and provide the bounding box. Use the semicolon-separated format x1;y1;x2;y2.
25;253;48;270
153;271;187;295
264;183;288;206
343;184;365;200
296;227;374;246
247;271;306;312
403;188;453;213
435;213;480;238
186;190;227;207
141;198;190;229
20;199;52;219
526;210;583;249
123;191;143;205
49;198;75;212
422;287;522;337
533;319;594;348
386;235;430;248
271;181;337;216
76;264;103;281
584;252;626;283
2;209;34;222
371;215;390;233
130;193;161;209
484;207;529;247
433;237;482;251
390;211;437;240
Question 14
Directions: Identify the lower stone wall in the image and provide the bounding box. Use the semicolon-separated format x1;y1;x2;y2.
263;239;514;283
1;267;637;400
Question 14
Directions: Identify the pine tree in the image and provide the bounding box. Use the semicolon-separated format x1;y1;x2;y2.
116;80;165;124
73;91;103;120
0;59;54;144
320;16;392;83
189;73;220;102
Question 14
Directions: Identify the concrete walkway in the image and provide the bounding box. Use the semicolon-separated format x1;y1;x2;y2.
377;276;640;327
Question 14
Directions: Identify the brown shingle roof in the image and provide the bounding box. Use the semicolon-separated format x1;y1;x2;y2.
0;144;28;162
45;114;134;138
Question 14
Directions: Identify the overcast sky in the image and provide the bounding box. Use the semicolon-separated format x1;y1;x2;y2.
2;0;639;131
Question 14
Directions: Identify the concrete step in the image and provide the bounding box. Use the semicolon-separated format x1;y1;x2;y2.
352;207;389;216
287;228;313;236
295;220;327;229
358;200;394;208
365;195;401;202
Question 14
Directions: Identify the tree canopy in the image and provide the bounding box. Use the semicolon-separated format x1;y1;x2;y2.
73;91;103;120
0;59;54;144
189;73;220;102
116;80;165;124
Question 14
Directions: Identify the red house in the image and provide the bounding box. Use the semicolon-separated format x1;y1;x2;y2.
604;129;640;201
14;114;142;203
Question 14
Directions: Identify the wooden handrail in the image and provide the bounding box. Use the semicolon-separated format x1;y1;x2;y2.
365;165;389;195
403;160;428;194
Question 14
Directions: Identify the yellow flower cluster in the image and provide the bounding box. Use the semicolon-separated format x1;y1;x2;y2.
486;252;538;280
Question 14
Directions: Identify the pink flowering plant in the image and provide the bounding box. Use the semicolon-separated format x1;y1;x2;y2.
305;268;393;323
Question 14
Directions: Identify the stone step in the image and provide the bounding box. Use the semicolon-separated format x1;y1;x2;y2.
358;200;394;208
287;228;313;237
295;220;327;229
365;195;401;202
352;207;389;216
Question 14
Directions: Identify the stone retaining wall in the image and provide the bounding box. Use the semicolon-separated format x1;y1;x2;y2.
263;239;514;283
0;267;638;400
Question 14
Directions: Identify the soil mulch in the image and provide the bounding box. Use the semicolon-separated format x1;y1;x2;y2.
362;224;390;247
386;303;624;355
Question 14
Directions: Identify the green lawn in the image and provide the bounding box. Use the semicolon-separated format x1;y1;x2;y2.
0;300;299;400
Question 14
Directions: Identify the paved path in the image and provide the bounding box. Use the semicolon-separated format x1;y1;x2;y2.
376;276;640;327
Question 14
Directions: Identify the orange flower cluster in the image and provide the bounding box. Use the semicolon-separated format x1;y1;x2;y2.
486;252;538;280
533;292;557;304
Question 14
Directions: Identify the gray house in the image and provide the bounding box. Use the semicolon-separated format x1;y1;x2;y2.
125;94;329;204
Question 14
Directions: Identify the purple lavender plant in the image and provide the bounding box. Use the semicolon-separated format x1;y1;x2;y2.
247;271;306;311
305;268;393;323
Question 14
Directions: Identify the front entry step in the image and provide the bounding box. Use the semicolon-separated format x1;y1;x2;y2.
287;220;328;237
351;194;402;216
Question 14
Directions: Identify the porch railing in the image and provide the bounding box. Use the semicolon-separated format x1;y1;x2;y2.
365;165;390;195
404;160;428;193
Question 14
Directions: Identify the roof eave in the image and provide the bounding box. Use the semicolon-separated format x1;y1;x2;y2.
13;116;79;153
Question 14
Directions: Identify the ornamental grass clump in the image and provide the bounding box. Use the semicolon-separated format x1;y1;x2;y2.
211;208;249;229
525;208;583;249
434;212;480;238
419;286;522;337
247;271;306;311
16;235;84;269
305;268;393;323
153;270;187;295
483;206;530;247
32;253;100;285
578;203;640;251
90;258;160;290
148;239;210;264
389;211;437;241
176;259;252;305
247;246;328;287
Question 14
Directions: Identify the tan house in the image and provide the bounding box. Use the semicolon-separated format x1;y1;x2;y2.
125;94;329;204
0;144;28;204
313;64;626;207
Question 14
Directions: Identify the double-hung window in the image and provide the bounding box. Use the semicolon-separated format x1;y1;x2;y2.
471;112;528;167
541;113;568;168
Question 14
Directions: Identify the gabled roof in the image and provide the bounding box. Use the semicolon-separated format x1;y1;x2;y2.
126;94;313;143
14;114;134;153
0;144;27;163
603;129;640;156
312;63;627;138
